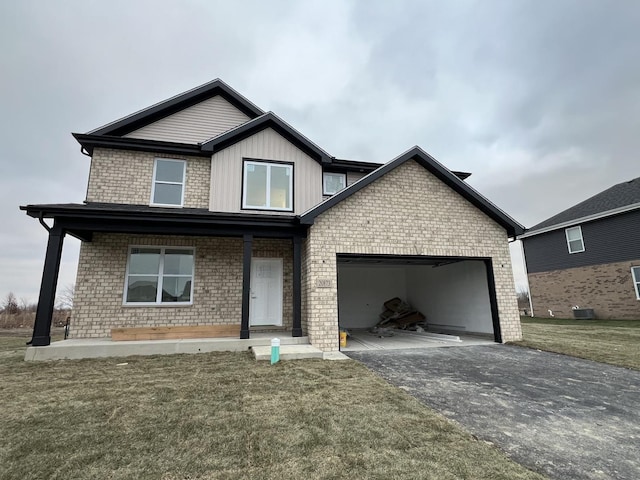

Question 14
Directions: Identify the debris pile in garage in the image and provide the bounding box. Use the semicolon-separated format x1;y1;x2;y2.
371;297;427;334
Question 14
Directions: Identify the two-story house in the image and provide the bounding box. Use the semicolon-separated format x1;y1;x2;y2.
22;79;525;357
521;177;640;319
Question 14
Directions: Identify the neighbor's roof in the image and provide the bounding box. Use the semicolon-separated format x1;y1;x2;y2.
300;146;524;237
521;176;640;238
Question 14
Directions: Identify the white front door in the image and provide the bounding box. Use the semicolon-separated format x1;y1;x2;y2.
249;258;283;326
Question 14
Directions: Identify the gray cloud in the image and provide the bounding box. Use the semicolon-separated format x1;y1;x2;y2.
1;0;639;299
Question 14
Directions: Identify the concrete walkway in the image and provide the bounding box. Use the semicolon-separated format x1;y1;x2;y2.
347;345;640;480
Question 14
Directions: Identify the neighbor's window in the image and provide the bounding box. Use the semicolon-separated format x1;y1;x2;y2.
565;226;585;253
242;160;293;211
151;159;186;206
124;247;194;305
323;172;346;195
632;267;640;300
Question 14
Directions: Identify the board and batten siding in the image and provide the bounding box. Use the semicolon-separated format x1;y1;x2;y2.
209;127;323;214
523;209;640;273
124;95;250;144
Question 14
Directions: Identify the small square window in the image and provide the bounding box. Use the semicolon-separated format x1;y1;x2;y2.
632;267;640;300
151;159;186;207
323;172;346;195
565;226;585;254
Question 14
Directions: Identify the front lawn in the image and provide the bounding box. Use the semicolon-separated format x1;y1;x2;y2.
0;331;545;480
516;317;640;370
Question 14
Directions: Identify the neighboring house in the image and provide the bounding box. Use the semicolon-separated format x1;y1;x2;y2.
520;177;640;319
22;79;525;352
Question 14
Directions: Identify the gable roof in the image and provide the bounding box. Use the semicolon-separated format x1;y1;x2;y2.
88;79;264;136
521;176;640;238
299;146;524;237
200;111;333;164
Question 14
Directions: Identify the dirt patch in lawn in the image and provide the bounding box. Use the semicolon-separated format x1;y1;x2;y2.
0;343;546;480
515;317;640;370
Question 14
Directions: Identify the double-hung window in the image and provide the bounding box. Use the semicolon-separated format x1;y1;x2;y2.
632;267;640;300
323;172;346;195
124;247;194;305
151;159;186;207
242;160;293;211
565;226;585;253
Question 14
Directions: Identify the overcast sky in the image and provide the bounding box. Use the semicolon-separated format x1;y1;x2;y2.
1;0;639;302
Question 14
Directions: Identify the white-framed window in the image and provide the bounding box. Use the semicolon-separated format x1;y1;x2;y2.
151;158;186;207
323;172;346;195
124;247;194;305
242;160;293;211
565;226;585;253
632;266;640;300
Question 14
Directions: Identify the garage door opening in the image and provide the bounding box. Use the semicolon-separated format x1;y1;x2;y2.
337;254;500;350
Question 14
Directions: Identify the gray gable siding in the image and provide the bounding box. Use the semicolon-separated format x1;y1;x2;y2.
523;209;640;273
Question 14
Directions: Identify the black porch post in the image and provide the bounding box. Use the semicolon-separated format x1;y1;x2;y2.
240;234;253;339
292;235;303;337
31;223;65;346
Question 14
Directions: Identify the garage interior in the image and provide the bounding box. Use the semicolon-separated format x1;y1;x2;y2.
336;254;500;351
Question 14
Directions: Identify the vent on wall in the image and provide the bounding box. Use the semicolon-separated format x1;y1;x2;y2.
573;308;595;320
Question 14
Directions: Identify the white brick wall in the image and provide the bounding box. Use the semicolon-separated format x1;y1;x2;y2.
303;160;522;351
71;234;293;338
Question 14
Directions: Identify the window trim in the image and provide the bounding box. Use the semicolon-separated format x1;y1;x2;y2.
323;172;347;195
565;226;585;254
123;246;195;306
241;159;294;212
632;267;640;300
150;158;186;208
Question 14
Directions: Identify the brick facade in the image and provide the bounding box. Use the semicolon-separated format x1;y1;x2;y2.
86;148;210;208
71;234;293;338
303;160;522;351
528;260;640;319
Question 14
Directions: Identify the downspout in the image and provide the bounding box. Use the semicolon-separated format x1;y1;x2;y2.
38;212;51;232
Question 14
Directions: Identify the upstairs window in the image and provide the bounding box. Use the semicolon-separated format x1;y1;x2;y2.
152;159;186;207
565;226;585;253
242;160;293;211
632;267;640;300
323;172;346;195
124;247;194;305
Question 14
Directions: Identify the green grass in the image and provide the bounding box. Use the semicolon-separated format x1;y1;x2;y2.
515;317;640;370
0;330;546;480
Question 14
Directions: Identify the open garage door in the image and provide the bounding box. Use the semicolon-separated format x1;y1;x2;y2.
336;254;501;347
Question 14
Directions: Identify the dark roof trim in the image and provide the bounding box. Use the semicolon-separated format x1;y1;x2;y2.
201;112;333;164
300;146;525;237
72;133;210;157
88;79;264;136
21;202;299;227
328;159;384;173
452;171;471;181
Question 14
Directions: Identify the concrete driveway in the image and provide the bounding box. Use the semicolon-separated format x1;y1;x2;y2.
347;345;640;480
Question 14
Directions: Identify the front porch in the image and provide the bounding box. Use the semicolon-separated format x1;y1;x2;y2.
21;203;308;349
23;332;330;361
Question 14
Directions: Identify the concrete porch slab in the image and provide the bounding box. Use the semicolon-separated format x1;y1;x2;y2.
24;333;310;361
251;344;324;361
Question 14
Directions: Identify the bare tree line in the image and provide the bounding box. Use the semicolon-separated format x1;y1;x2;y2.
0;284;74;328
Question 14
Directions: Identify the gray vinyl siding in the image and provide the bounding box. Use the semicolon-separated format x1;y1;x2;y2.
124;96;250;144
209;127;323;215
523;209;640;273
